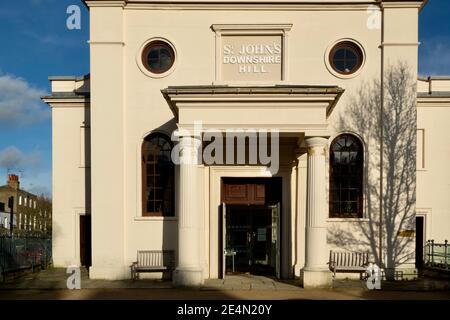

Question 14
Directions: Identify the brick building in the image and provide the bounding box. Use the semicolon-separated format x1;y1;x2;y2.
0;174;51;237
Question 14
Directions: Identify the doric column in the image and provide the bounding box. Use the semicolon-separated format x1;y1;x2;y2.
303;137;332;288
173;135;204;286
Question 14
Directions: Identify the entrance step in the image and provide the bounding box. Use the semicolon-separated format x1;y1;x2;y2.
203;275;301;291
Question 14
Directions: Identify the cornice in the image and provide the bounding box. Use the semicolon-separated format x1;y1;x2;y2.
41;96;91;108
211;24;293;33
417;103;450;108
161;85;344;119
82;0;426;11
84;1;379;11
380;0;425;10
417;95;450;107
84;1;126;8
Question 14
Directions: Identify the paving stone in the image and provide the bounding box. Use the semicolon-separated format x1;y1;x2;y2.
1;268;450;299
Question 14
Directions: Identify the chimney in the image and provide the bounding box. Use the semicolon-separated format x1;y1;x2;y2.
7;174;20;190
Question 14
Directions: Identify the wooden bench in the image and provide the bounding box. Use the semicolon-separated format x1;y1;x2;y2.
328;250;370;279
131;250;175;280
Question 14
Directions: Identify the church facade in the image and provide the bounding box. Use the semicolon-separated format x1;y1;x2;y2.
43;0;450;287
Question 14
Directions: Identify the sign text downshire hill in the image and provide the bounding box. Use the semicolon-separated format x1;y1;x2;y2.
220;35;283;81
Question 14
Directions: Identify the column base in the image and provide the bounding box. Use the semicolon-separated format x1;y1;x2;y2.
173;267;204;287
294;264;303;279
302;268;332;288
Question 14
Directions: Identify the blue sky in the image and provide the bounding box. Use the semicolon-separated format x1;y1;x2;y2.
0;0;89;196
0;0;449;197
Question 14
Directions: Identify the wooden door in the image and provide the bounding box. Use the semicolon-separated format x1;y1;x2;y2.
221;177;281;206
222;182;265;205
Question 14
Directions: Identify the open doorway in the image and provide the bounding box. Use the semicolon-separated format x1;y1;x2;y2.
219;177;282;278
80;215;92;267
415;216;424;269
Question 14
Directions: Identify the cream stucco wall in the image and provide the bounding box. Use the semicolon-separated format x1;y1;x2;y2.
417;77;450;244
43;77;90;267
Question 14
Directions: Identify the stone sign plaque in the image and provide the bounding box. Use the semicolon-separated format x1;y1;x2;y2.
220;35;283;82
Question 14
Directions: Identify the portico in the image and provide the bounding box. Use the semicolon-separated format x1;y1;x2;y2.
163;85;342;287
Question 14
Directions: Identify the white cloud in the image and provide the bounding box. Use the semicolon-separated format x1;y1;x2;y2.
0;73;50;127
0;146;42;170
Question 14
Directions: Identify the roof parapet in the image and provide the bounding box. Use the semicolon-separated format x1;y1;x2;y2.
47;74;90;94
418;76;450;95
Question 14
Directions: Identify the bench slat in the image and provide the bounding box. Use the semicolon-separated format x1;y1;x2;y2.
133;250;175;279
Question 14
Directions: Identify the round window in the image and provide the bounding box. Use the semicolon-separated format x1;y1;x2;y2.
141;40;175;74
329;41;363;75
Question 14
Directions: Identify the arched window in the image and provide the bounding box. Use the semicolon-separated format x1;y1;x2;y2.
142;133;174;216
329;134;363;218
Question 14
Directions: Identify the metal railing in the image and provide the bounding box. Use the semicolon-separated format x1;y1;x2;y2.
424;240;449;271
0;236;52;280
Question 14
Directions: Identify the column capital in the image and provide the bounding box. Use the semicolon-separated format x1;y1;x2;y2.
178;136;202;165
178;134;202;139
304;137;329;148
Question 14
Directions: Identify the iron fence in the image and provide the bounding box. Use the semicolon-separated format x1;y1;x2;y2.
424;240;449;271
0;236;52;279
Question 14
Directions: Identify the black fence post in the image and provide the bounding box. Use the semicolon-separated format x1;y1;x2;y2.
431;239;435;266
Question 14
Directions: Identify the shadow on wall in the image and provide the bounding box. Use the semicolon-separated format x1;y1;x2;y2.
328;63;417;280
156;118;178;280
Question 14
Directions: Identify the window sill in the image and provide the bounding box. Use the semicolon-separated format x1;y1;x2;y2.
327;218;370;222
134;216;177;221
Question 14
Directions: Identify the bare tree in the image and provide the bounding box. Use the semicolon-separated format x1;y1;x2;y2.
329;63;417;280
